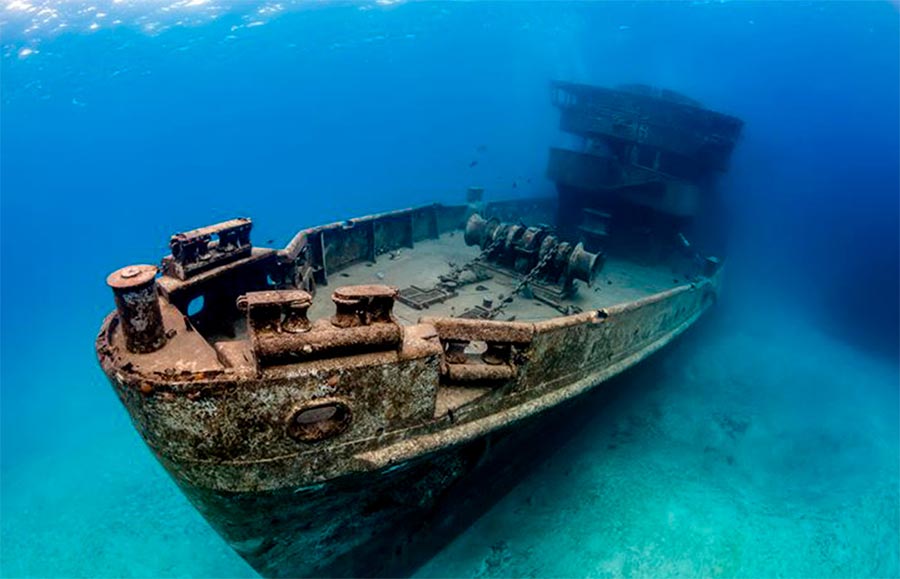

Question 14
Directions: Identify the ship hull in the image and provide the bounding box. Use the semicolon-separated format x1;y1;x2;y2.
174;375;625;578
97;201;723;578
149;279;718;578
99;272;719;577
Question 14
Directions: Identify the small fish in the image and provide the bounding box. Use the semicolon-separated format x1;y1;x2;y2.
476;144;488;153
266;239;275;245
512;181;518;189
469;160;478;168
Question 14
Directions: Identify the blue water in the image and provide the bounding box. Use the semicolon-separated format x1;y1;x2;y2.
1;1;898;577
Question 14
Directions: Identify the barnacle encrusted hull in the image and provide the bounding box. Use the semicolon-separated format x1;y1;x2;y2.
172;406;566;579
168;369;661;579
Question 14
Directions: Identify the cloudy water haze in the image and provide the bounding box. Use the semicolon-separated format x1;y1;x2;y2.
1;1;898;577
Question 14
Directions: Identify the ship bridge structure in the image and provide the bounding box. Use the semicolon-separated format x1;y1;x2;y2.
547;81;743;250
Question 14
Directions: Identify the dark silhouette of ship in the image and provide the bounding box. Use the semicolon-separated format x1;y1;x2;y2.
96;82;742;577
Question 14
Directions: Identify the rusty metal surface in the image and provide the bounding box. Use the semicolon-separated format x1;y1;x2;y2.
96;249;720;489
280;204;467;275
546;147;624;190
106;265;167;354
397;285;458;310
172;374;630;579
551;81;743;171
547;81;743;232
547;148;704;217
421;316;534;344
238;289;313;334
463;213;604;298
254;323;402;365
234;284;407;366
163;218;253;281
96;197;724;578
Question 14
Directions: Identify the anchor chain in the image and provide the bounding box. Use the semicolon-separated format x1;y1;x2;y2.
476;235;505;262
440;234;505;285
486;247;555;320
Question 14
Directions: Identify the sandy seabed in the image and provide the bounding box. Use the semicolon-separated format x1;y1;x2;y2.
2;302;897;578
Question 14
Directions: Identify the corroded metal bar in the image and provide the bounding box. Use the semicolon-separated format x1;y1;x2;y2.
106;265;167;354
446;363;516;383
254;324;402;364
420;316;535;345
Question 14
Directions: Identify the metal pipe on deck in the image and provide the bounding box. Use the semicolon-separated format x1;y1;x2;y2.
106;265;167;354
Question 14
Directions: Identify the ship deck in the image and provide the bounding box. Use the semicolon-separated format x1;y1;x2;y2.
306;232;686;324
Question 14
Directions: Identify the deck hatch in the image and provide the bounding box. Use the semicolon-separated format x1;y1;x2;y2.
397;285;458;310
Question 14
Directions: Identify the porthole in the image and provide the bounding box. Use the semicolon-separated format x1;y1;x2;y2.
287;400;352;443
187;295;205;316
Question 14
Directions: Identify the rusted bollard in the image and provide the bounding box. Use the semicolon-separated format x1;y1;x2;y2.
237;290;313;334
106;264;167;354
244;286;401;365
331;285;398;328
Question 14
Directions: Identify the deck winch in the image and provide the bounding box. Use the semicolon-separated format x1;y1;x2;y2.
464;213;604;290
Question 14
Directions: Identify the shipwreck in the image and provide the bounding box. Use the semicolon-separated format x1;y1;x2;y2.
96;82;742;577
